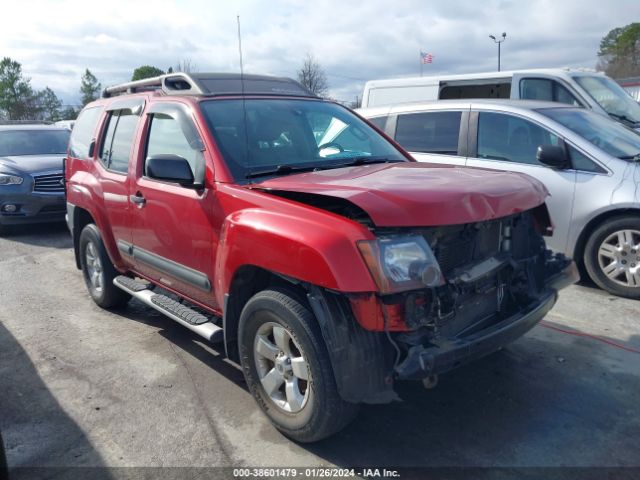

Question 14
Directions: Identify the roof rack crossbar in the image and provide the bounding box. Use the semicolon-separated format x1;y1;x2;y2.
102;73;203;98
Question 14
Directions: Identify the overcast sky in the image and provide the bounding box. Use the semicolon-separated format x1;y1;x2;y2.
3;0;639;106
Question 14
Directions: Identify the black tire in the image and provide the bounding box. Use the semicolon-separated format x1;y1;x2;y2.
584;216;640;299
0;430;7;480
238;287;359;443
79;224;131;309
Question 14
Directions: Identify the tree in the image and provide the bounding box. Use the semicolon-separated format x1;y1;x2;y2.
131;65;165;81
597;23;640;78
80;69;101;106
297;54;329;97
60;106;78;121
0;57;39;120
37;87;62;122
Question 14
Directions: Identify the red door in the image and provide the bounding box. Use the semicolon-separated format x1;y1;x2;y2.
128;102;218;310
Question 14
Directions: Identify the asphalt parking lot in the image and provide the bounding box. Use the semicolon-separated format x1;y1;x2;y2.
1;223;639;477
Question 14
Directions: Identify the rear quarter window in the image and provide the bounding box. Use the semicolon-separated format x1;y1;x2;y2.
69;106;104;158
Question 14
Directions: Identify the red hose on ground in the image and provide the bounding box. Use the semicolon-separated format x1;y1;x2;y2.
539;321;640;354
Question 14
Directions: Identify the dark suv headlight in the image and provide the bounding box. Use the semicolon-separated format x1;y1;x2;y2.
0;173;24;185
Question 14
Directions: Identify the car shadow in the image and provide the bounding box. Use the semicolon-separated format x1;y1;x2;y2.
116;298;640;468
115;300;247;390
302;329;640;468
0;322;112;480
0;222;71;249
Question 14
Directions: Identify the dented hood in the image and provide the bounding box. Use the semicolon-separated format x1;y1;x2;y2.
254;162;548;227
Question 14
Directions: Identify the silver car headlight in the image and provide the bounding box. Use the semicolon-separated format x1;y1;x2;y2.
0;173;24;185
357;235;445;293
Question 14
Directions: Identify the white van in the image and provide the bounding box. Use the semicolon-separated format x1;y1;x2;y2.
361;68;640;130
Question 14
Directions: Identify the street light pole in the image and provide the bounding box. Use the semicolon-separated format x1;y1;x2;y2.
489;32;507;71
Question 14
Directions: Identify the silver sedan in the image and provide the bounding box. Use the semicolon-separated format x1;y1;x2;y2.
358;99;640;299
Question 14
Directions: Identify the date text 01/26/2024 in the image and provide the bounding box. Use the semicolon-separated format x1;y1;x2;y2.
232;468;400;478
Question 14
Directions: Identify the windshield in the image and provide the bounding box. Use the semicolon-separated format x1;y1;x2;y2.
0;129;70;156
573;75;640;126
539;107;640;159
200;98;406;179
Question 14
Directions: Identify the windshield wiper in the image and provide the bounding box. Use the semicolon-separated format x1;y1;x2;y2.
608;112;640;127
618;152;640;161
245;157;405;178
245;164;320;179
320;157;405;169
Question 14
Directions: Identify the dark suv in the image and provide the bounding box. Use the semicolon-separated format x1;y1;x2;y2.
0;124;70;234
65;73;577;442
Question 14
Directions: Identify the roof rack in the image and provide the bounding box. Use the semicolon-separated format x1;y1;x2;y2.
102;73;201;98
102;72;318;99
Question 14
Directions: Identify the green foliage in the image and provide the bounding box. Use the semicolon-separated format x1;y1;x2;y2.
38;87;62;122
80;69;101;106
597;23;640;78
131;65;165;81
0;57;39;120
60;106;78;121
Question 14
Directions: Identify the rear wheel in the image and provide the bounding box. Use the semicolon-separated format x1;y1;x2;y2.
238;287;358;443
79;224;131;308
584;216;640;299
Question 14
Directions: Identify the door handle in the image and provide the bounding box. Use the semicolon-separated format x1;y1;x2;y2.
130;193;146;206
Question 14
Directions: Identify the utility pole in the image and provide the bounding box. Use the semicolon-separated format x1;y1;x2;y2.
489;32;507;71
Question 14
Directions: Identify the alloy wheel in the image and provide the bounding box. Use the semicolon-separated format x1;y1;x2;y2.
85;241;104;292
253;321;310;413
597;229;640;288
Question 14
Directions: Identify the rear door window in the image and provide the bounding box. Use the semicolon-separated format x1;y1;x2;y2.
99;110;139;174
394;111;461;154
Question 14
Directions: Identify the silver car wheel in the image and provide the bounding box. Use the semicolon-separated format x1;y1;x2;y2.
85;241;104;292
253;321;310;413
597;229;640;288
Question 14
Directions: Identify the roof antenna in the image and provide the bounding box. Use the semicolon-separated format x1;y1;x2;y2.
237;14;251;178
237;15;244;81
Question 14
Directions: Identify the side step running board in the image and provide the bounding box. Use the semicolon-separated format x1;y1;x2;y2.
114;276;223;343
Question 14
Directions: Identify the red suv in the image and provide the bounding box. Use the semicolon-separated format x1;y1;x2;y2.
65;73;577;442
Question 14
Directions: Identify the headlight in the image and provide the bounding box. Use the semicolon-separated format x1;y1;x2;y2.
0;174;23;185
357;235;445;293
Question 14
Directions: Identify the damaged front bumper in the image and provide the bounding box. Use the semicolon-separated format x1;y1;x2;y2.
394;261;579;380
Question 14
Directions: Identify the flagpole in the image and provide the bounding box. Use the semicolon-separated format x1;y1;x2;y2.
420;51;423;77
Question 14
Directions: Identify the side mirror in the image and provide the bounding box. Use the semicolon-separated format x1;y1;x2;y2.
536;145;569;169
88;139;96;158
146;154;195;186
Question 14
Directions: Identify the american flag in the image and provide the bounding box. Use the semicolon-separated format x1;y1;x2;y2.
420;51;433;64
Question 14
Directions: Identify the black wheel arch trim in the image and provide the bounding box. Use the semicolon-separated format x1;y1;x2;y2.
306;285;399;404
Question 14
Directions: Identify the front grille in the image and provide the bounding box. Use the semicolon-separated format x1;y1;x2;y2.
33;173;65;193
427;220;502;276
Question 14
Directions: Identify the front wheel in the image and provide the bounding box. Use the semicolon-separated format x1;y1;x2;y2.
238;287;358;443
79;224;131;308
584;216;640;299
